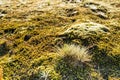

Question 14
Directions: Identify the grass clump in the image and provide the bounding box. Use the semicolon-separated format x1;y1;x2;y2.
56;44;92;79
57;44;92;65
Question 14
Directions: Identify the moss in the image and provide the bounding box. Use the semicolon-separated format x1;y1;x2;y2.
56;58;92;80
0;39;9;56
0;1;120;79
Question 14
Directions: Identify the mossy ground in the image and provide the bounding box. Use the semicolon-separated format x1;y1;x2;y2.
0;0;120;80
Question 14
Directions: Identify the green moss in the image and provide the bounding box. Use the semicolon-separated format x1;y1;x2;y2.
56;58;92;80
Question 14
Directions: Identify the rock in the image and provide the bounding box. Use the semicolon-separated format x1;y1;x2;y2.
84;2;108;19
60;22;110;37
57;22;110;45
84;2;107;13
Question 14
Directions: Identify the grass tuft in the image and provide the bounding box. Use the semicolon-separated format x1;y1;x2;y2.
57;44;92;64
